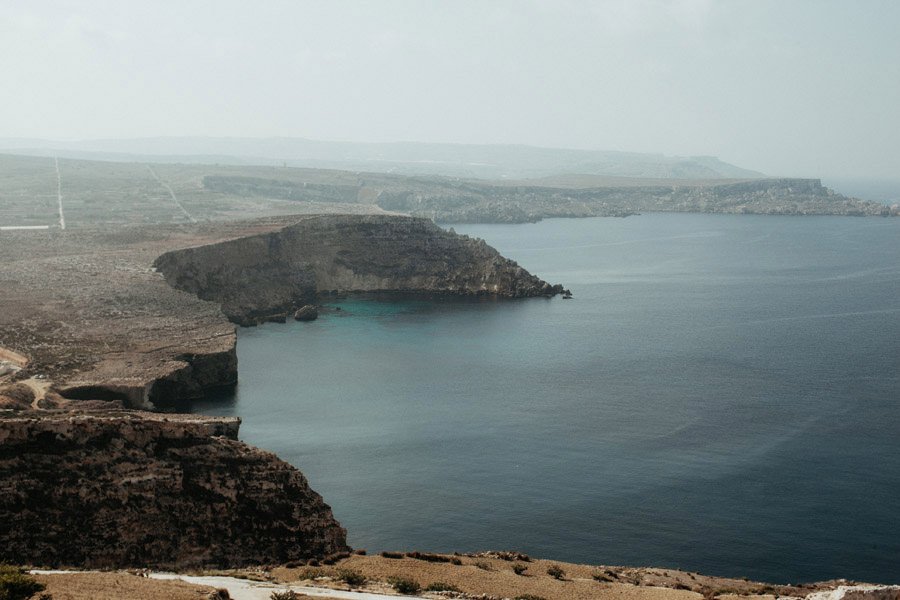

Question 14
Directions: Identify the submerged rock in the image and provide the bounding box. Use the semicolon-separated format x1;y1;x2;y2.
294;305;319;321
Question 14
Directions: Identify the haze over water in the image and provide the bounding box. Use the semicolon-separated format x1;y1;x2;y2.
192;213;900;584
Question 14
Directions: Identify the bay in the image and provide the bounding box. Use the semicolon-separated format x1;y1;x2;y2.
189;213;900;584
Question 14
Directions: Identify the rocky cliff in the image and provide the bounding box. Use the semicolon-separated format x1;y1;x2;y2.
0;410;348;568
153;214;566;325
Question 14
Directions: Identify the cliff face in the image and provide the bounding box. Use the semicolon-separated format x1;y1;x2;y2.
153;214;565;325
0;411;348;568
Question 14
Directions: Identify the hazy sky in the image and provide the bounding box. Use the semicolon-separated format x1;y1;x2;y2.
1;0;898;177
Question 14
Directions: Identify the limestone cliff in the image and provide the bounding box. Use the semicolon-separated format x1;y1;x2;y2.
0;411;348;568
153;214;566;325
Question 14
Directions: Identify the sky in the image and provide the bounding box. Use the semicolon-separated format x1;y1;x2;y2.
1;0;898;178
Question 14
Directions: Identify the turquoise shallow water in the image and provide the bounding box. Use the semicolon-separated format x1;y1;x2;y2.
190;213;900;584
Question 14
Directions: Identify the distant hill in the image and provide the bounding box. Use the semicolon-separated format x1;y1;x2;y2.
0;137;764;180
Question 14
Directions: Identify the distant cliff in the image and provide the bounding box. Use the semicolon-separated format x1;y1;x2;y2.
153;214;566;325
375;178;896;223
200;173;895;224
0;411;348;568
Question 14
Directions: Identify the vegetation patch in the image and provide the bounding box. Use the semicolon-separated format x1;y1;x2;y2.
405;551;453;563
336;568;366;587
546;564;566;580
0;565;47;600
425;581;461;592
388;576;422;595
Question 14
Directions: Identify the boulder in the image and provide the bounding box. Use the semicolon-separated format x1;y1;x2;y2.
294;305;319;322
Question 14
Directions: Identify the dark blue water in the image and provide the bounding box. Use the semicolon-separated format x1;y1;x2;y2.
190;213;900;584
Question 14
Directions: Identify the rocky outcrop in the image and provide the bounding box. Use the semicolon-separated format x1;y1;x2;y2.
0;411;348;568
153;214;566;325
808;586;900;600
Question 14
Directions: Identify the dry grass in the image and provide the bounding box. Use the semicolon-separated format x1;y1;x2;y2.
33;572;215;600
271;554;706;600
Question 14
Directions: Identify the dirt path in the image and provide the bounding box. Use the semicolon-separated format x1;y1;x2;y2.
147;165;196;223
31;571;430;600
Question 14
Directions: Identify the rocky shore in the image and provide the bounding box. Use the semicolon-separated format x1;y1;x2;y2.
0;214;564;405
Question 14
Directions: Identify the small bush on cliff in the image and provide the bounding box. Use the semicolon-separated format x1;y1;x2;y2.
547;564;566;580
269;591;298;600
0;565;46;600
295;567;326;580
425;582;461;592
513;563;528;575
388;576;421;594
406;551;452;563
336;569;366;587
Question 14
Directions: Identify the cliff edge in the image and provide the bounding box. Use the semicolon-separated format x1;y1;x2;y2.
0;410;348;568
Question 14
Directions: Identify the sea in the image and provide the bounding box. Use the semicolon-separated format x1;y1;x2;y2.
188;208;900;585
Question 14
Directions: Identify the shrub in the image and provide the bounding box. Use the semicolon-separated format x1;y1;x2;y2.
425;582;461;592
547;564;565;580
388;576;421;594
336;569;366;587
592;571;614;582
450;557;463;565
208;590;230;600
513;563;528;575
406;551;452;563
0;565;46;600
380;551;404;559
515;595;548;600
295;567;326;580
473;560;492;571
353;549;367;555
269;592;298;600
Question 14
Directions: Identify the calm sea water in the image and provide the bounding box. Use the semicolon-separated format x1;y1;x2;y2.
189;213;900;584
